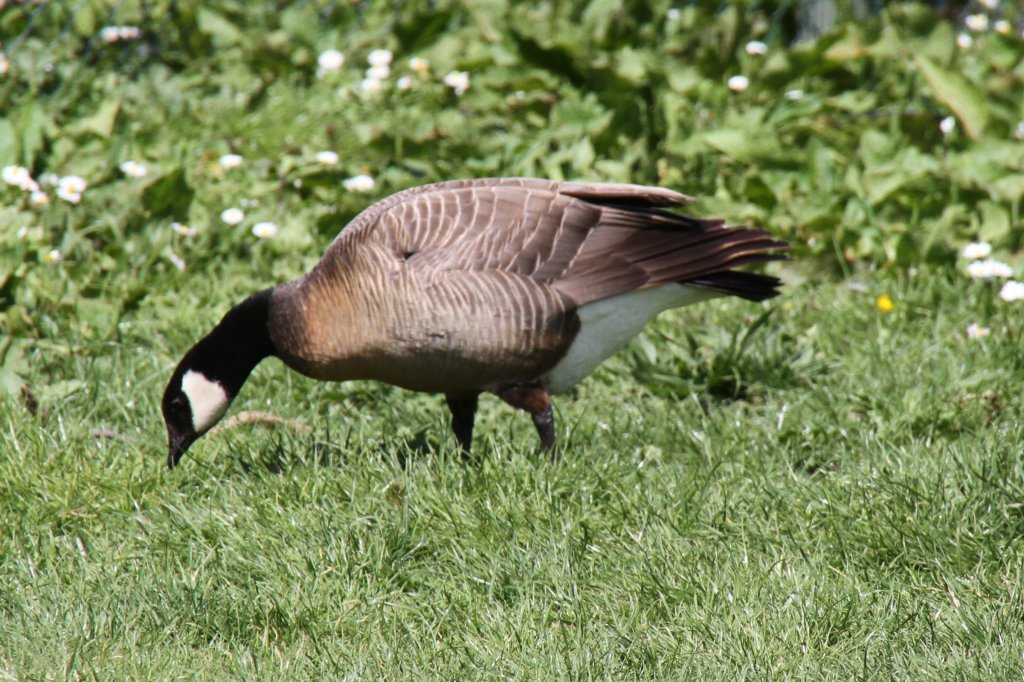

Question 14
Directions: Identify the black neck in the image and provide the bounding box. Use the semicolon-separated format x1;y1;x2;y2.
185;288;276;397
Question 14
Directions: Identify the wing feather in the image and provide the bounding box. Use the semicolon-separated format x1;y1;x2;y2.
326;177;785;307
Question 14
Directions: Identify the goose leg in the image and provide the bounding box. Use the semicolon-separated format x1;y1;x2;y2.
531;404;556;454
496;385;557;459
445;392;479;459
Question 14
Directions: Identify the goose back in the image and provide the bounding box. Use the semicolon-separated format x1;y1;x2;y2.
269;178;785;393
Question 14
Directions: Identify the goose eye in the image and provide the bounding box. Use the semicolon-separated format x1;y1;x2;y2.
170;395;188;414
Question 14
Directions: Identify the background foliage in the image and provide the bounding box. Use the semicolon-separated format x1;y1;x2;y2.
3;1;1024;364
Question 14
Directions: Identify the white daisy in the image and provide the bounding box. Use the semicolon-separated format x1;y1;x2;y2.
367;49;393;67
315;150;339;165
727;75;749;92
1000;280;1024;301
745;41;768;56
443;70;470;96
251;222;278;239
43;249;62;264
167;252;186;272
966;323;991;339
343;174;375;193
358;77;384;96
100;26;122;43
171;222;197;237
408;57;430;74
56;175;87;203
962;242;992;260
966;258;1013;279
220;207;245;225
939;116;956;136
218;153;243;170
2;165;35;191
318;49;345;74
119;160;148;178
964;14;989;32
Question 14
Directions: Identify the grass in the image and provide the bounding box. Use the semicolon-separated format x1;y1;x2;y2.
3;269;1024;679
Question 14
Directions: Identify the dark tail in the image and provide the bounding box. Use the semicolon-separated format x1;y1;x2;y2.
686;270;783;302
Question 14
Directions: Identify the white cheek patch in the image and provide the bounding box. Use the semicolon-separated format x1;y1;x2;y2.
181;370;230;433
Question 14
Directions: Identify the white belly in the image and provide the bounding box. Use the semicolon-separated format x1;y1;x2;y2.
544;284;717;393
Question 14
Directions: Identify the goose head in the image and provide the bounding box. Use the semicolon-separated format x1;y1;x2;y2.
162;289;275;468
162;365;232;468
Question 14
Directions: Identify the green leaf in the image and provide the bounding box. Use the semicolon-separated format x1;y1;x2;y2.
862;148;940;205
702;129;789;165
197;7;243;46
614;48;648;85
977;201;1011;244
72;3;97;37
142;168;194;220
36;379;86;405
991;174;1024;203
17;103;48;167
0;368;23;398
74;98;121;139
914;56;988;140
0;119;17;166
581;0;622;43
916;20;955;64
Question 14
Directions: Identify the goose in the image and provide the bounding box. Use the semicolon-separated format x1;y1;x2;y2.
162;178;787;467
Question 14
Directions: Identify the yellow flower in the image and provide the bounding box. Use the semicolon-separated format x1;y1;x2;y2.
875;295;894;313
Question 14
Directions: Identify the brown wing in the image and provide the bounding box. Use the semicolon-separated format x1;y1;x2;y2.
330;177;786;306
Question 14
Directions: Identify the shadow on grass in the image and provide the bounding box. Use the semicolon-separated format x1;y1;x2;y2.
204;423;466;477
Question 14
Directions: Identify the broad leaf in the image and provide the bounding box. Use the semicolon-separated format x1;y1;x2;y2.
914;56;988;140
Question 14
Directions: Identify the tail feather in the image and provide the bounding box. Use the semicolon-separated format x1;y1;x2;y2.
686;270;783;302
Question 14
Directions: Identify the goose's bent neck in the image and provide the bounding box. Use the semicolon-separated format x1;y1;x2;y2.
189;288;277;395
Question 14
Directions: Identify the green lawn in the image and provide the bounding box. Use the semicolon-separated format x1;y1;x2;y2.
3;271;1024;679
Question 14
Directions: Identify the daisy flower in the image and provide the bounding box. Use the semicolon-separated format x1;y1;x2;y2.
727;75;749;92
443;71;470;96
962;242;992;260
343;174;375;193
966;324;991;339
999;280;1024;301
252;222;278;238
408;57;430;74
219;154;243;170
220;207;245;225
315;151;339;165
967;259;1013;279
318;49;345;74
745;41;768;56
367;49;393;67
119;160;148;178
